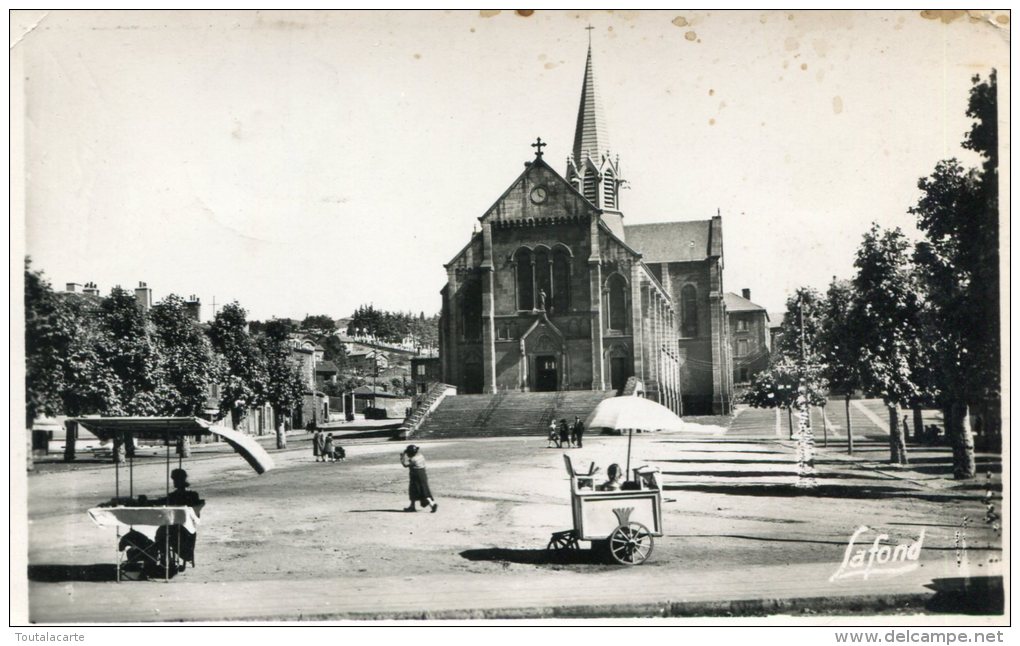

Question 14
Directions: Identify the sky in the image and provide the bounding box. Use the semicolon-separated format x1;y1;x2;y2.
13;9;1010;321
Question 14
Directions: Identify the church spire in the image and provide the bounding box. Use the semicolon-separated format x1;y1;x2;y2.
571;41;611;172
567;32;622;212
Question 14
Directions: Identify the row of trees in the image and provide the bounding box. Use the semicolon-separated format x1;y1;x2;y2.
25;266;307;452
744;71;999;479
346;304;439;347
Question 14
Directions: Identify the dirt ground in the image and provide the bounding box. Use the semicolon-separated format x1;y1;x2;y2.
23;407;1004;621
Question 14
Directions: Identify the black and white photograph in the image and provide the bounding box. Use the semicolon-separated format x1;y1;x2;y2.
10;8;1009;632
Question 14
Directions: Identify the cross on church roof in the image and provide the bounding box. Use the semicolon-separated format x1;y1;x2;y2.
586;24;595;45
531;137;546;158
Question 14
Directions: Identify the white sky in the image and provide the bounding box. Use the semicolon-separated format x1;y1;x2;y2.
14;9;1010;321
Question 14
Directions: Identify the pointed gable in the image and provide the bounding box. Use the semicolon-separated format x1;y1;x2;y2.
481;157;597;227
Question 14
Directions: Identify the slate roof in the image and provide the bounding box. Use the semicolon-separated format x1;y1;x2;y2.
623;220;717;263
724;292;769;316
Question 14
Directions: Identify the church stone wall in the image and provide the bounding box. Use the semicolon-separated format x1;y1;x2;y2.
665;260;719;414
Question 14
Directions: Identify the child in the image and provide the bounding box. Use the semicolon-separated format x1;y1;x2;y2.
323;434;336;462
598;464;624;491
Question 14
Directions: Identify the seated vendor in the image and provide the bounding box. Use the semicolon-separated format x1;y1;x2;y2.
598;464;624;491
154;468;203;568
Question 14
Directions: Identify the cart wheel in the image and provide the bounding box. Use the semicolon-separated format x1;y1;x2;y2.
607;522;654;565
547;530;579;551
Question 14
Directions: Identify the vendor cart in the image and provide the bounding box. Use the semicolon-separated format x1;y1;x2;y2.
548;455;662;565
75;416;274;581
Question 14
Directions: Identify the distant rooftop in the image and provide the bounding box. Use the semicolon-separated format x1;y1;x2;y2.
724;291;768;314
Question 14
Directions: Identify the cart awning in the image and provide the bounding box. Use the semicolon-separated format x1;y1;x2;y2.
72;417;275;474
206;424;275;475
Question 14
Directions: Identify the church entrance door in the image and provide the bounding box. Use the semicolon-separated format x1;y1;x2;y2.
535;355;558;392
463;361;484;394
610;356;628;392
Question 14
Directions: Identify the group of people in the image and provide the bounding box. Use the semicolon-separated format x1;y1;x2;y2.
548;416;585;449
312;429;346;462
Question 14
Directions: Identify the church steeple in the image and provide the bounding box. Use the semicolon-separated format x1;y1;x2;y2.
567;35;623;212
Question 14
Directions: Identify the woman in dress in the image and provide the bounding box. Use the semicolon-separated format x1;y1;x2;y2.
400;445;438;512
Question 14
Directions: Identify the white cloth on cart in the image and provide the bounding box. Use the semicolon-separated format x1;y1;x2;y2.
87;506;200;533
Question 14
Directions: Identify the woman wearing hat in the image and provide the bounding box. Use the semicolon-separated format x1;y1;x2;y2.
400;445;437;512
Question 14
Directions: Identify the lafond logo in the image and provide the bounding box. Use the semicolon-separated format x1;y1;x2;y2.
829;525;925;582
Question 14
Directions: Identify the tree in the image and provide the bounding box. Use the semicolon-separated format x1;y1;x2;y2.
852;225;923;465
24;260;71;427
300;314;337;334
94;287;162;417
773;287;825;363
743;357;825;438
816;278;864;454
318;333;348;371
257;322;306;449
149;295;223;417
208;302;267;430
909;71;999;478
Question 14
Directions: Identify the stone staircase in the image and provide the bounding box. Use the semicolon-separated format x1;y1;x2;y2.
416;390;617;439
398;382;456;439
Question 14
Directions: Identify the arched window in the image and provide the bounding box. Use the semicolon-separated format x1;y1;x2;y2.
680;285;698;337
534;248;552;310
552;248;571;314
461;280;482;342
515;248;534;310
607;274;628;331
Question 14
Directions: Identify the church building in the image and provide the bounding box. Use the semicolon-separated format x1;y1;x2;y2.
438;43;733;414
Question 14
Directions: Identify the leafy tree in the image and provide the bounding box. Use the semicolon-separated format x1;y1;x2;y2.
852;225;923;465
257;322;306;449
773;287;825;363
318;333;348;371
24;260;72;426
909;71;999;478
816;278;864;454
95;287;161;416
743;357;825;438
208;302;268;430
149;295;223;417
300;314;337;334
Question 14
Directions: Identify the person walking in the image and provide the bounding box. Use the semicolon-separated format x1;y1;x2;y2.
314;429;326;462
572;416;585;449
400;445;438;512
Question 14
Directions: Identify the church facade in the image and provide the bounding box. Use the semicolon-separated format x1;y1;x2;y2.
438;44;733;414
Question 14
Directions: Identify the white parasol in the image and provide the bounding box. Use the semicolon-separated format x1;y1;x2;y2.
584;395;687;476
